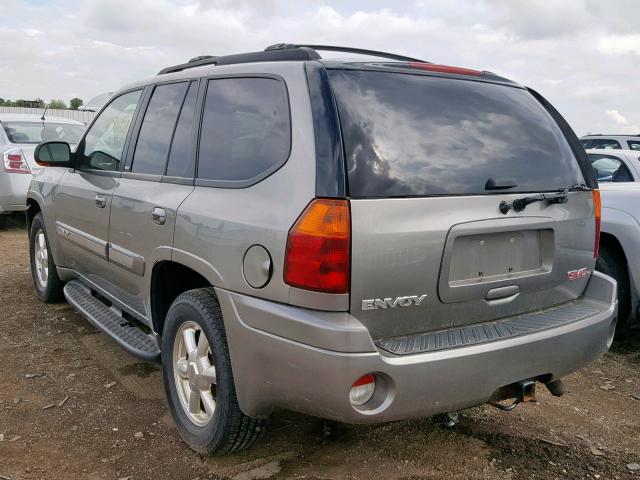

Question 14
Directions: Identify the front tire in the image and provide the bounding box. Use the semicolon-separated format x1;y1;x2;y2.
29;212;64;303
161;288;265;455
0;215;8;229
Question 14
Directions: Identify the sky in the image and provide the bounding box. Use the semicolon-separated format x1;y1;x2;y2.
1;0;638;135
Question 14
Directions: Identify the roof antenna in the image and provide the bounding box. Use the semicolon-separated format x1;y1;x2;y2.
41;105;48;121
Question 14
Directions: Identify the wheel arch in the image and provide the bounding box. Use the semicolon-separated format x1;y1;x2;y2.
25;197;42;232
599;231;638;321
150;260;213;336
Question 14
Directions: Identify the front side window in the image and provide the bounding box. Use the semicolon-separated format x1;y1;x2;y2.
2;122;85;145
329;70;583;197
79;90;142;171
131;82;189;175
628;141;640;151
197;77;290;184
588;154;634;182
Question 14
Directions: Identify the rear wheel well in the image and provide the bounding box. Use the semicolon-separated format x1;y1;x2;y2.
26;199;41;232
151;261;211;335
599;232;627;265
597;232;632;324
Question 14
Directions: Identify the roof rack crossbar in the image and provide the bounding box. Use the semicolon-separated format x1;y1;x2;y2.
265;43;427;63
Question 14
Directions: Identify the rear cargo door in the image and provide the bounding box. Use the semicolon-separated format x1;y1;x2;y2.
328;69;596;340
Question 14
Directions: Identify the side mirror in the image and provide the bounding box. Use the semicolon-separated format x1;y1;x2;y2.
34;141;73;167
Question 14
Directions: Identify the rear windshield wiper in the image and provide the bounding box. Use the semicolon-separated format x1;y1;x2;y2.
499;184;590;214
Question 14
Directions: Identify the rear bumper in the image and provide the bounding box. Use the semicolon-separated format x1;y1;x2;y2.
0;172;31;214
217;271;617;423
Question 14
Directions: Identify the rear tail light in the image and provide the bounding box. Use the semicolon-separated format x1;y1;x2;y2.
349;374;376;406
283;198;350;294
593;189;601;258
2;149;30;174
409;62;484;76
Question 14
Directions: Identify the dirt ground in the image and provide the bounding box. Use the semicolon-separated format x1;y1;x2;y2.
1;219;640;480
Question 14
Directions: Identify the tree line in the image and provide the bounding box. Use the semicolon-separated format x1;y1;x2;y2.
0;98;84;110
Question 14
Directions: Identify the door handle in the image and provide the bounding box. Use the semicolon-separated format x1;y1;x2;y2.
95;194;107;209
151;207;167;225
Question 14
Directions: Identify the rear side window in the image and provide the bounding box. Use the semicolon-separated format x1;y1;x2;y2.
581;138;622;150
166;82;198;178
197;77;290;184
131;82;188;175
628;141;640;151
328;70;584;197
588;154;634;182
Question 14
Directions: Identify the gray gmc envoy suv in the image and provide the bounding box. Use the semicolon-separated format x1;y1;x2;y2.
27;44;618;455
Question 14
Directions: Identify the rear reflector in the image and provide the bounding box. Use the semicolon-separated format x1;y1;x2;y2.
409;62;483;76
283;198;350;294
3;149;30;174
593;189;601;258
349;374;376;406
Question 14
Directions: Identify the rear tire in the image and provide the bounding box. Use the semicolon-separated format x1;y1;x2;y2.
596;242;631;330
161;288;265;455
29;213;64;303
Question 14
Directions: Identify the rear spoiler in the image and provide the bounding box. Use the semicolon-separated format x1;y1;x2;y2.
527;88;598;190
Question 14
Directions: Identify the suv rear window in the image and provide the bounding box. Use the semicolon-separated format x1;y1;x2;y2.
328;70;584;197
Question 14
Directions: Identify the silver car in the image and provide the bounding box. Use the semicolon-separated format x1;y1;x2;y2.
26;44;618;455
0;114;85;228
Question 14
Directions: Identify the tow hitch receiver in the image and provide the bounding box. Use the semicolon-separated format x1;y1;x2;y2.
489;380;537;412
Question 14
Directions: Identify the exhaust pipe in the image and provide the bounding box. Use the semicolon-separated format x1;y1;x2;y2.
489;380;537;412
544;379;566;397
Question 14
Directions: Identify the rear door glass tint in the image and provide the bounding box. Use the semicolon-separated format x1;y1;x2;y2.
328;70;584;197
131;82;188;175
197;77;290;184
166;81;198;178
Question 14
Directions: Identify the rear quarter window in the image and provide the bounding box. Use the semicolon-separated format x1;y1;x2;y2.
196;77;290;186
328;70;584;197
628;140;640;151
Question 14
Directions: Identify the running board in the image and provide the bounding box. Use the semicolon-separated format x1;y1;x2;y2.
63;280;160;362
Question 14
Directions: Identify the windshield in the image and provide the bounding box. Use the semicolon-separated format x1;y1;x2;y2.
2;121;85;145
328;69;584;197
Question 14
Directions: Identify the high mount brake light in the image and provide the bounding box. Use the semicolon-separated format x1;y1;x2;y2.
593;189;601;258
2;149;30;174
283;198;350;294
408;62;484;76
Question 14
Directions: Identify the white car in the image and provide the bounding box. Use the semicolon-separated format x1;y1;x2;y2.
581;134;640;151
586;148;640;330
587;149;640;183
0;114;85;228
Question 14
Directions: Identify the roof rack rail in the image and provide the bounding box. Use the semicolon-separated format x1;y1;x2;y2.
158;47;321;75
265;43;426;63
158;55;219;75
583;133;640;137
157;43;425;75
